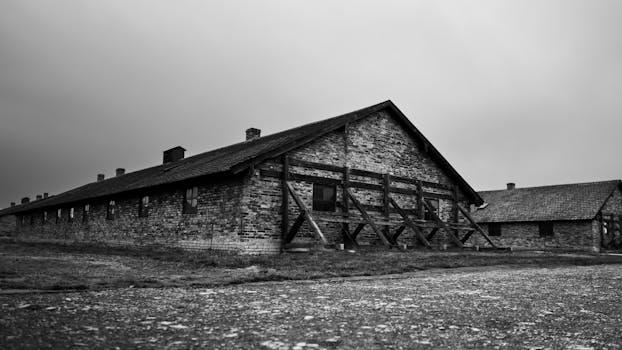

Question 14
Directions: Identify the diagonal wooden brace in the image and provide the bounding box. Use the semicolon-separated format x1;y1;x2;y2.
422;199;464;248
286;182;328;245
284;213;306;244
389;197;431;247
456;204;497;248
345;188;392;246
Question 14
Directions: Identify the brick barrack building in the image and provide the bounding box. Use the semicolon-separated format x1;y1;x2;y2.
0;101;498;254
472;180;622;252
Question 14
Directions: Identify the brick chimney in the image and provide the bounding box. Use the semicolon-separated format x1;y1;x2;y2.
21;197;30;204
116;168;125;177
10;202;15;207
97;174;105;182
507;182;516;190
44;193;48;198
36;194;42;200
163;146;186;164
246;128;261;141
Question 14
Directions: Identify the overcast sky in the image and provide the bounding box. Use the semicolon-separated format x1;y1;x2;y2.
1;0;621;208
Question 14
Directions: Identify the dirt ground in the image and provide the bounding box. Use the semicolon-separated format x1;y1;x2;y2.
1;264;621;349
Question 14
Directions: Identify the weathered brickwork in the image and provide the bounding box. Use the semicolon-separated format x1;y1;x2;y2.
12;111;476;254
241;111;472;248
472;221;598;251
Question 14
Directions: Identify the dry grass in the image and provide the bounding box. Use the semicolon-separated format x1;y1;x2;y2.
1;240;621;291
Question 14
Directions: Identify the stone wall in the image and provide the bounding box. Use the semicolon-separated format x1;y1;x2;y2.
0;214;15;236
472;220;598;251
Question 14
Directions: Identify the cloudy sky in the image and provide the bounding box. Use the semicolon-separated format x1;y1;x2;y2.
1;0;621;207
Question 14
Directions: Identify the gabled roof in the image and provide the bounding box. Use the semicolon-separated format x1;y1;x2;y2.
473;180;622;223
0;100;482;216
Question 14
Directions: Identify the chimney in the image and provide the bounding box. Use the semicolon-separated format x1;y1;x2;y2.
245;128;261;141
116;168;125;177
44;193;49;198
36;194;42;200
163;146;186;164
21;197;30;204
10;202;15;207
507;182;516;190
97;174;105;182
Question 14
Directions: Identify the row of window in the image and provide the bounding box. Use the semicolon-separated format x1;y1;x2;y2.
19;187;200;226
488;222;554;237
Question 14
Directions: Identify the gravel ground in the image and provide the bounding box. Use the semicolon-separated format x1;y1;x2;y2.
1;265;621;349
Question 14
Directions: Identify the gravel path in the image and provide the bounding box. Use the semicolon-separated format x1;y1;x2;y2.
1;265;621;349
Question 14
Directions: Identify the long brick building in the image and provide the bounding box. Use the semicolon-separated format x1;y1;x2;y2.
0;101;495;254
472;181;622;252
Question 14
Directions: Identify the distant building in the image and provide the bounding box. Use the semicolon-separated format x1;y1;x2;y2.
472;181;622;251
0;100;493;254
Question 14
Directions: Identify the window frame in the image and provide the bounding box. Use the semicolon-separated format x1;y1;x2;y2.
83;204;90;223
68;207;75;222
138;195;150;217
107;200;116;220
183;187;198;214
423;198;440;221
43;210;48;224
539;222;554;237
312;183;337;212
56;208;62;224
488;222;502;236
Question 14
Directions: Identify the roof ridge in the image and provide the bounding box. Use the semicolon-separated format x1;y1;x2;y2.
479;179;621;193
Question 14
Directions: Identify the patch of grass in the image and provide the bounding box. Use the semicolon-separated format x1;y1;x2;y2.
2;241;622;291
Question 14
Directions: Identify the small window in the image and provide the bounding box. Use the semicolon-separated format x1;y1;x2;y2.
83;204;90;223
138;196;150;217
107;200;116;220
43;211;48;224
312;184;336;212
488;223;502;236
56;208;62;223
424;198;439;221
183;187;198;214
68;207;75;222
20;216;25;226
539;222;554;237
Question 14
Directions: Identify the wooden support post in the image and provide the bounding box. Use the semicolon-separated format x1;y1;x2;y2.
342;167;351;247
456;204;497;248
392;226;406;244
422;199;464;248
345;188;392;246
383;173;391;243
416;180;424;219
452;185;460;243
281;156;290;249
389;197;431;247
286;181;329;245
340;223;359;248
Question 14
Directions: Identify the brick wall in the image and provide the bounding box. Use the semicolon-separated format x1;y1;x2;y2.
0;214;15;236
472;220;598;251
242;110;474;249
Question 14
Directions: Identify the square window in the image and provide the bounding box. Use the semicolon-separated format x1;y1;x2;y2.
424;198;439;221
139;196;150;217
312;184;336;212
488;223;502;236
107;200;116;220
183;187;198;214
539;222;554;237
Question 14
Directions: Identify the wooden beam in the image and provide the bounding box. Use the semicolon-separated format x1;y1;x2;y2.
351;223;366;240
422;199;464;248
342;167;350;246
426;227;439;241
288;158;345;173
286;181;328;245
284;213;306;244
416;180;424;219
389;197;431;247
391;226;406;244
281;156;290;248
345;188;392;246
456;204;497;248
383;174;390;243
340;223;359;248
